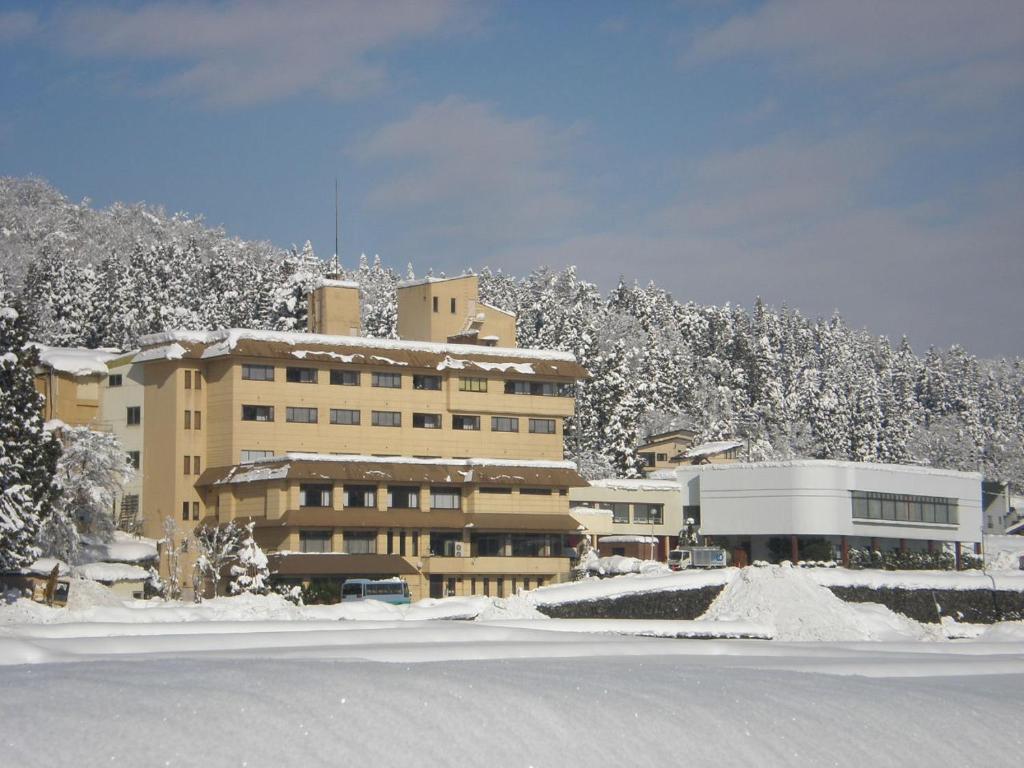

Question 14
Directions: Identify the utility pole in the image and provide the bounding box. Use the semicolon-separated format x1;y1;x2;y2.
334;177;340;265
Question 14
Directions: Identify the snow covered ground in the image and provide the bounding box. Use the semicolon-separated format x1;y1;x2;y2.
1;568;1022;767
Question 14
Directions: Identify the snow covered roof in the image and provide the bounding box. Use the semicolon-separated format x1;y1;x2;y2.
679;459;984;481
72;562;149;583
587;478;681;492
22;557;70;577
396;273;476;289
681;440;744;459
134;329;585;378
29;343;124;376
598;535;660;544
200;453;586;488
479;301;515;318
318;278;359;289
81;533;158;564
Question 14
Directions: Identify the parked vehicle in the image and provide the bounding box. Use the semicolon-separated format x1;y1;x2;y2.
340;578;412;604
668;546;727;570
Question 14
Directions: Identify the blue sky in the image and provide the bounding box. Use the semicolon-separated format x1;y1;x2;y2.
1;1;1022;355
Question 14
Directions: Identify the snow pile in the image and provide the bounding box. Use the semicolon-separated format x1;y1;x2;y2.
28;344;122;376
701;565;934;642
532;568;733;605
80;532;158;564
65;579;126;611
475;593;548;621
984;535;1024;571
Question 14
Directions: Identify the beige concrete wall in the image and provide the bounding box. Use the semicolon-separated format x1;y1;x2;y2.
34;370;103;427
569;484;684;538
201;357;571;467
307;285;361;336
396;275;517;346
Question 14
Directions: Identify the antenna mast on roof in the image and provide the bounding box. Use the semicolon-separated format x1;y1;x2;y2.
334;176;340;269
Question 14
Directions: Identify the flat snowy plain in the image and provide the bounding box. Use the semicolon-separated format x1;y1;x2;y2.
2;567;1022;768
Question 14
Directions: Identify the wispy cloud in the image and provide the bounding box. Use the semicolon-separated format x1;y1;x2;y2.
357;96;585;247
0;10;36;41
45;0;471;106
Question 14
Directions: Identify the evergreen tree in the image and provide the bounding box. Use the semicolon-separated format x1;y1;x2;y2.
230;522;270;595
0;294;61;569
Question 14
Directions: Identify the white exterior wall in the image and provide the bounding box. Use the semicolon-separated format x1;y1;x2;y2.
99;361;145;526
676;461;982;544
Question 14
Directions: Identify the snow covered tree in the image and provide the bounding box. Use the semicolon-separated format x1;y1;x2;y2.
50;426;134;543
0;295;61;569
192;520;243;597
230;522;270;595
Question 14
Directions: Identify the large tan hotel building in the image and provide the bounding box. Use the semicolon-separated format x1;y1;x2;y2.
36;275;589;600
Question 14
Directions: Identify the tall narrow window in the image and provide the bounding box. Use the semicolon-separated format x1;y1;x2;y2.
450;297;456;314
184;370;192;389
181;501;189;521
126;406;141;425
128;451;140;469
194;371;202;390
193;456;201;475
432;296;439;313
184;410;192;430
192;502;199;520
183;455;191;474
194;411;202;430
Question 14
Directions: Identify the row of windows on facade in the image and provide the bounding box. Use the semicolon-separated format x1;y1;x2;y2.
240;405;557;433
111;370;203;389
297;484;565;510
850;491;959;525
242;365;573;397
298;529;570;558
573;500;667;525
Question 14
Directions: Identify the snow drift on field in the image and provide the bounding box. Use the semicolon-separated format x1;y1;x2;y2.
984;534;1024;571
701;565;938;641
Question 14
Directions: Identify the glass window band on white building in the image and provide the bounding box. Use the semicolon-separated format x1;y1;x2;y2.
851;490;958;525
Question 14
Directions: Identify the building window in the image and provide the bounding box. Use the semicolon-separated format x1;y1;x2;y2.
330;408;360;425
450;297;456;314
286;407;318;423
479;486;512;495
452;414;480;431
683;505;701;526
120;494;138;519
194;371;202;390
192;502;199;520
344;485;377;508
193;456;201;475
128;451;140;469
372;372;402;388
638;452;656;468
387;529;394;555
108;374;123;387
185;370;192;389
520;488;551;496
329;369;359;386
372;410;401;427
286;367;318;384
194;411;202;430
183;455;191;474
429;531;461;556
240;449;272;463
241;404;274;422
181;501;189;521
504;381;571;397
387;486;419;509
529;418;556;434
413;374;442;390
656;453;668;462
474;534;504;556
432;296;439;313
633;503;663;524
430;487;461;510
126;406;141;425
611;503;630;524
184;410;192;429
491;416;519;433
459;377;487;392
413;413;442;429
343;532;376;554
242;364;274;381
299;484;332;508
300;530;331;553
851;491;958;525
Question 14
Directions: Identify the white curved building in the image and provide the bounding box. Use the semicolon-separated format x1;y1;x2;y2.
676;461;983;565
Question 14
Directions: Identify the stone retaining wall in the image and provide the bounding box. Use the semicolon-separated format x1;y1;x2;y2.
825;586;1024;624
536;585;724;620
537;583;1024;624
